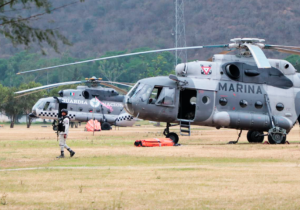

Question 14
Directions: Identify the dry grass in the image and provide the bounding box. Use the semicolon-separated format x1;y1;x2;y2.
1;123;300;209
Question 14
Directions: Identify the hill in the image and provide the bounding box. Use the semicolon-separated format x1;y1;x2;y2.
1;0;300;62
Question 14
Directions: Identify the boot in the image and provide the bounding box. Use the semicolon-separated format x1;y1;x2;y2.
67;148;75;157
56;151;64;158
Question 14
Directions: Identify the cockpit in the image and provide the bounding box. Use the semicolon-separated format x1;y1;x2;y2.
32;98;57;116
124;81;176;116
128;83;175;104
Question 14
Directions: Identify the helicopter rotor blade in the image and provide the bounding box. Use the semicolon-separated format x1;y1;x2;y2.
99;83;128;95
14;89;47;98
15;81;85;95
266;47;300;56
244;44;271;68
17;45;229;75
264;45;300;51
99;81;133;88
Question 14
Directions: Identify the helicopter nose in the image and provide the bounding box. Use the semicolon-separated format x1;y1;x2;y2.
29;109;38;118
29;112;38;118
123;95;135;116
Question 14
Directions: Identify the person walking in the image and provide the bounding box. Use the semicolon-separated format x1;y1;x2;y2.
56;109;75;158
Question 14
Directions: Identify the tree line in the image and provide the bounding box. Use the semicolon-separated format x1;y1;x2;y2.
0;49;179;128
0;48;178;87
0;82;80;128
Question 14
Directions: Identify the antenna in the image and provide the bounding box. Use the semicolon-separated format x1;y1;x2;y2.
175;0;187;65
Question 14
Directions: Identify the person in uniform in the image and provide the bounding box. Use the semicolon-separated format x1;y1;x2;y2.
57;109;75;158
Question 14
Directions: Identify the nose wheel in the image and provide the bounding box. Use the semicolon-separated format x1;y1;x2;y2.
166;132;179;144
163;122;179;144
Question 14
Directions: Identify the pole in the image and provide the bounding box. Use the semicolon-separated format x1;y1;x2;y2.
93;97;95;136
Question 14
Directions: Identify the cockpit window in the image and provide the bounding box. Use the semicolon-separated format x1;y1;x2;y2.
148;86;163;104
138;85;152;102
43;102;50;110
132;83;145;98
33;99;44;110
156;87;175;106
48;102;56;111
128;83;140;98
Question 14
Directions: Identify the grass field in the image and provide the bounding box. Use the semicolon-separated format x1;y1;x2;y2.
1;123;300;209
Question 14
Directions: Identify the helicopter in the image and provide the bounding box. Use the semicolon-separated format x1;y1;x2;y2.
15;77;136;130
17;38;300;144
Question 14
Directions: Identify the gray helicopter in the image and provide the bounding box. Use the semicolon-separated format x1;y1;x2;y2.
15;77;136;130
18;38;300;144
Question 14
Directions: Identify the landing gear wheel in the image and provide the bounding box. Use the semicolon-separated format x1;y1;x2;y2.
166;132;179;144
101;122;111;130
268;134;286;144
247;130;264;143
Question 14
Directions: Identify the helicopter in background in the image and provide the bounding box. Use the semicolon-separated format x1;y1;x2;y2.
15;77;136;130
18;38;300;144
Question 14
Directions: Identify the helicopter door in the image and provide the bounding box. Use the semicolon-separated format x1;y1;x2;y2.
194;90;215;122
58;103;68;118
177;89;197;121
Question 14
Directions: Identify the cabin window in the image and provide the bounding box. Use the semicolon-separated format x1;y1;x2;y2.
79;107;83;112
96;109;100;113
219;97;227;106
202;96;210;104
148;86;163;104
255;101;263;109
240;100;248;108
276;103;284;111
156;87;175;106
190;96;197;105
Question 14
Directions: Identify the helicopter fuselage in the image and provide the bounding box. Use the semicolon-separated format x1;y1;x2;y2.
124;54;300;133
31;86;135;127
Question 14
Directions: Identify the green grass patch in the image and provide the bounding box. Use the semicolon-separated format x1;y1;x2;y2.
44;155;282;168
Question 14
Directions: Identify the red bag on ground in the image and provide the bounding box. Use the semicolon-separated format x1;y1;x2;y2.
85;119;101;131
134;138;174;147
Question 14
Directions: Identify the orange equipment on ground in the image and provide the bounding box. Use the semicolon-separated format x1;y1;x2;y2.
85;119;101;131
134;138;174;147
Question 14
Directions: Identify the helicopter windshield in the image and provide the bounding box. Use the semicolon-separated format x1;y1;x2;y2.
33;99;45;110
137;84;152;102
128;83;150;99
127;83;140;98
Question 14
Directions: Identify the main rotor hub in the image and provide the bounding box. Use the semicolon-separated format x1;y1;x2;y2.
230;38;265;44
229;38;266;50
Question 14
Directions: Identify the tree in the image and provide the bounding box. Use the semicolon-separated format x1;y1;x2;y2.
18;82;46;128
1;87;22;128
98;59;127;82
0;84;8;108
0;0;84;54
285;55;300;72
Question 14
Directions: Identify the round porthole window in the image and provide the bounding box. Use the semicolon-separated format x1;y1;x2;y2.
255;101;263;109
190;97;196;105
240;100;248;108
219;97;227;106
276;103;284;111
202;96;210;104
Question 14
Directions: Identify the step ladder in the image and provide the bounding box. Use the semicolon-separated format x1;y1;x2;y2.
180;121;191;136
